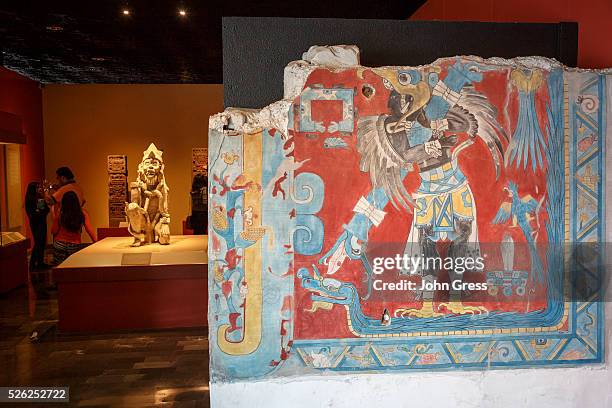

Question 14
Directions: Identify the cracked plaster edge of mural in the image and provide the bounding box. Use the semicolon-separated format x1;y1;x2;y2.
208;45;360;137
209;44;612;137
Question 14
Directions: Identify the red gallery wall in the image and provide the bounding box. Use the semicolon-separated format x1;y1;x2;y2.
0;67;45;241
411;0;612;69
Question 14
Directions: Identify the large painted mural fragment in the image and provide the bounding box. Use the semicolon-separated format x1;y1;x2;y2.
208;47;608;382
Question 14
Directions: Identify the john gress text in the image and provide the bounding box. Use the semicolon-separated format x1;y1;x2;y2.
373;279;488;292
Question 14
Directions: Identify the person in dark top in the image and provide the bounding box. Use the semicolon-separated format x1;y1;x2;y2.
51;191;96;265
189;174;208;235
25;181;50;271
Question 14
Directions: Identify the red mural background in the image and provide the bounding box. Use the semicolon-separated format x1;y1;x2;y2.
293;64;553;339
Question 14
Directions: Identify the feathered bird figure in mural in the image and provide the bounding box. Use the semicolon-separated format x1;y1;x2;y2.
322;59;510;316
492;181;546;283
356;63;508;211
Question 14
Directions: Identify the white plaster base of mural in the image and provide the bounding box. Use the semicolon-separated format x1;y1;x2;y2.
211;363;612;408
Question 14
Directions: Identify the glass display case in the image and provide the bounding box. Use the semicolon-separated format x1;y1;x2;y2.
0;231;26;247
1;143;24;245
0;227;29;294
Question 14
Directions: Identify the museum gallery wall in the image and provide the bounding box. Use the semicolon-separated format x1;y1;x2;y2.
208;46;608;381
42;84;223;236
0;67;45;238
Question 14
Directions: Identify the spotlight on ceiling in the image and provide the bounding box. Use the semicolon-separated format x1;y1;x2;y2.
178;9;187;17
122;8;131;16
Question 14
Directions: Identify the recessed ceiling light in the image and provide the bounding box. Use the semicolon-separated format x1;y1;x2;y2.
122;9;130;16
45;25;64;31
178;9;187;17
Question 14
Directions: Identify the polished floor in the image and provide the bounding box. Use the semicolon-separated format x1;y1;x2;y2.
0;270;210;407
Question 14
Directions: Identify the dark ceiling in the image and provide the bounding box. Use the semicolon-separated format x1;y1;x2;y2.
0;0;426;84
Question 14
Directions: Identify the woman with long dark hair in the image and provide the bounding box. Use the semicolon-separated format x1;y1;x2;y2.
51;191;96;265
24;181;50;271
189;173;208;235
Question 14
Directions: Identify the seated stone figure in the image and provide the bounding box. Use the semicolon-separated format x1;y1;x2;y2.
126;143;171;246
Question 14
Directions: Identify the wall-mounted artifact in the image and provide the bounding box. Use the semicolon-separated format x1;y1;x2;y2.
107;155;128;227
126;143;170;246
192;147;208;176
208;45;609;382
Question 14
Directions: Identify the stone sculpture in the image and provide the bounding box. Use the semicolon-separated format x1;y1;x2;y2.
126;143;170;246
